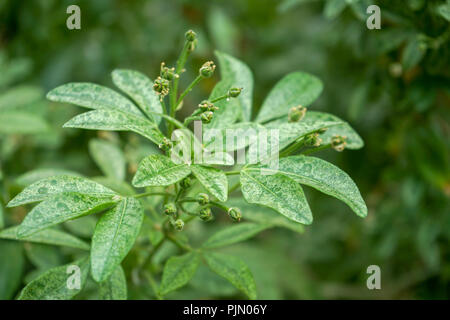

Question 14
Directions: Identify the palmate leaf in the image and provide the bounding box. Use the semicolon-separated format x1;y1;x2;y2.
203;252;257;300
132;154;191;187
0;111;49;134
190;165;228;202
256;72;323;123
159;252;200;296
240;168;312;224
98;265;127;300
259;155;368;217
0;226;90;250
202;223;271;249
16;193;118;238
91;197;143;282
112;69;163;124
18;257;90;300
63;109;165;146
7;175;116;207
47;82;145;118
89;139;126;181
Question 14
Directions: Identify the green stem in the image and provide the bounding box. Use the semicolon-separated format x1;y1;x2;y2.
134;191;174;199
228;182;241;194
225;170;240;176
175;75;202;110
210;93;229;103
184;115;201;126
144;271;163;300
166;233;193;251
303;143;332;155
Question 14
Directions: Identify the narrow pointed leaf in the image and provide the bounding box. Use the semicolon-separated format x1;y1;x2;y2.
112;69;162;124
204;252;257;300
91;197;143;282
18;257;90;300
0;226;90;250
47;82;144;117
132;154;191;187
240;168;312;224
256;72;323;123
89;139;126;181
202;223;270;249
8;175;116;207
98;265;127;300
191;165;228;202
159;252;200;296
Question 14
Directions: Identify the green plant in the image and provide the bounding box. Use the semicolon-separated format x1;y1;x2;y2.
2;30;367;300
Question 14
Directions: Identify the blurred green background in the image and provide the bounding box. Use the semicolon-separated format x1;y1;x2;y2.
0;0;449;299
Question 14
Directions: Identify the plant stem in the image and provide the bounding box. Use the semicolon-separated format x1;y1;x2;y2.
175;75;202;110
133;191;174;199
144;271;163;300
225;170;240;176
303;143;332;155
166;233;193;251
210;93;229;103
228;181;241;194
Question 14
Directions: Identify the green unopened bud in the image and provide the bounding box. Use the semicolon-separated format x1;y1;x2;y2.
199;61;216;78
164;203;177;215
160;62;177;81
228;87;243;98
227;207;242;222
200;111;214;124
199;207;212;221
304;132;322;147
187;39;197;52
180;177;192;189
185;30;197;42
173;219;184;231
158;137;173;151
196;193;209;205
199;100;218;112
331;135;347;152
288;105;307;123
153;76;170;97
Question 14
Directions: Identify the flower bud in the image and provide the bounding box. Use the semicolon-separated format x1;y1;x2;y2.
173;219;184;231
198;100;218;112
200;111;214;124
160;62;177;81
304;133;322;147
164;203;177;215
288;105;307;123
228;87;242;98
158;137;173;151
153;76;170;97
187;39;197;52
185;30;197;42
180;177;192;189
199;207;212;221
196;193;209;205
318;127;328;134
331;135;347;152
199;61;216;78
227;207;242;222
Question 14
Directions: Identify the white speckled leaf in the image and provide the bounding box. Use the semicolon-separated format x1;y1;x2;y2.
256;72;323;123
204;252;257;300
89;139;126;181
159;252;200;296
47;82;144;118
191;165;228;202
0;226;90;250
132;154;191;187
112;69;163;124
63;109;165;146
240;168;312;224
17;193;118;238
202;223;270;249
204;122;265;152
260;155;367;217
18;257;90;300
8;175;116;207
98;265;127;300
91;197;143;282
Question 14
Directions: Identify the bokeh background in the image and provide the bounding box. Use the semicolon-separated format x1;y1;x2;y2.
0;0;449;299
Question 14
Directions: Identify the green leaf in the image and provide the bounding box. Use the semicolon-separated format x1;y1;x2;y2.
132;154;191;187
437;0;450;21
47;82;145;118
202;223;270;249
8;175;116;207
63;109;165;146
0;241;24;299
402;37;425;71
112;69;163;124
0;85;43;110
324;0;348;19
256;72;323;123
191;165;228;202
159;252;200;296
303;111;364;149
0;111;49;134
209;51;253;126
15;169;83;187
92;177;135;196
240;168;312;224
17;193;118;237
89;139;126;181
24;243;62;270
18;257;90;300
91;197;143;282
0;203;4;230
98;265;127;300
204;252;257;300
203;122;265;152
261;155;367;217
0;226;90;250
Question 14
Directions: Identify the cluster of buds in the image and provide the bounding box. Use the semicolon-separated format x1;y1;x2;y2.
179;177;192;189
196;193;209;205
331;135;347;152
228;87;243;98
164;203;177;216
199;100;219;112
227;207;242;222
199;207;212;221
185;30;197;52
304;132;322;147
160;62;178;81
158;137;173;151
153;76;170;99
288;105;307;123
199;61;216;78
172;219;184;231
200;111;214;124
